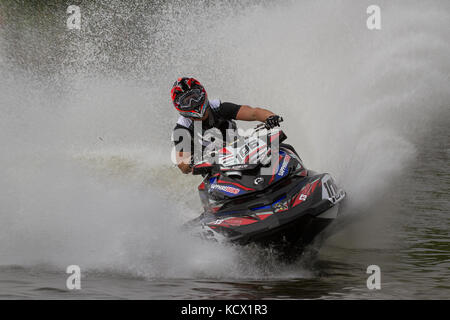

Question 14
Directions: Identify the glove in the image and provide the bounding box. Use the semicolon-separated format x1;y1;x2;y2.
265;115;282;129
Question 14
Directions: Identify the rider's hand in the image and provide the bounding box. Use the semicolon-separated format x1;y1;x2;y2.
265;115;282;129
176;151;193;174
178;162;193;174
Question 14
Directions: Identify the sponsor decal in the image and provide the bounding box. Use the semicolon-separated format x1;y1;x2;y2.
273;201;288;213
211;219;225;225
254;177;264;185
277;155;291;176
210;217;257;227
291;179;321;207
210;184;241;195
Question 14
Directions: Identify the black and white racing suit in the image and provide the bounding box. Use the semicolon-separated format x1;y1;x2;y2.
172;99;242;164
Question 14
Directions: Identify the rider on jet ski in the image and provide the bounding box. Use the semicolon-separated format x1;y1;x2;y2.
171;77;282;174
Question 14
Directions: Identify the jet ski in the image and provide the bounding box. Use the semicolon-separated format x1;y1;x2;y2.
184;120;346;258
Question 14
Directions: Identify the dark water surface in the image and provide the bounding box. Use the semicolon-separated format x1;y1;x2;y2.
1;121;448;299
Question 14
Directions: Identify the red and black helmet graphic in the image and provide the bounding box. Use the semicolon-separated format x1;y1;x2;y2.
171;77;208;118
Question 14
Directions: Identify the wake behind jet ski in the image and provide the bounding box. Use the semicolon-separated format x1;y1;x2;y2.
184;120;346;258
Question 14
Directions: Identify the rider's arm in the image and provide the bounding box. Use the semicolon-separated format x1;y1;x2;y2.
235;105;275;122
172;125;194;174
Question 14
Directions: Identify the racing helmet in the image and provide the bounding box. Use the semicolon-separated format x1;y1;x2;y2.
171;77;209;119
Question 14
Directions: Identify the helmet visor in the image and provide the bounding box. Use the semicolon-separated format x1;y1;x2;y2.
177;89;205;112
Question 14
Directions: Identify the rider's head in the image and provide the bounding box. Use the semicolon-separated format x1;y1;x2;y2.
171;77;209;120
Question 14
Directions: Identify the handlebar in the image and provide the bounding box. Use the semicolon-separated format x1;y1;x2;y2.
253;116;284;133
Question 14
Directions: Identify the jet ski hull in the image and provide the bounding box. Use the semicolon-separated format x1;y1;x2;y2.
185;126;346;259
185;171;345;256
